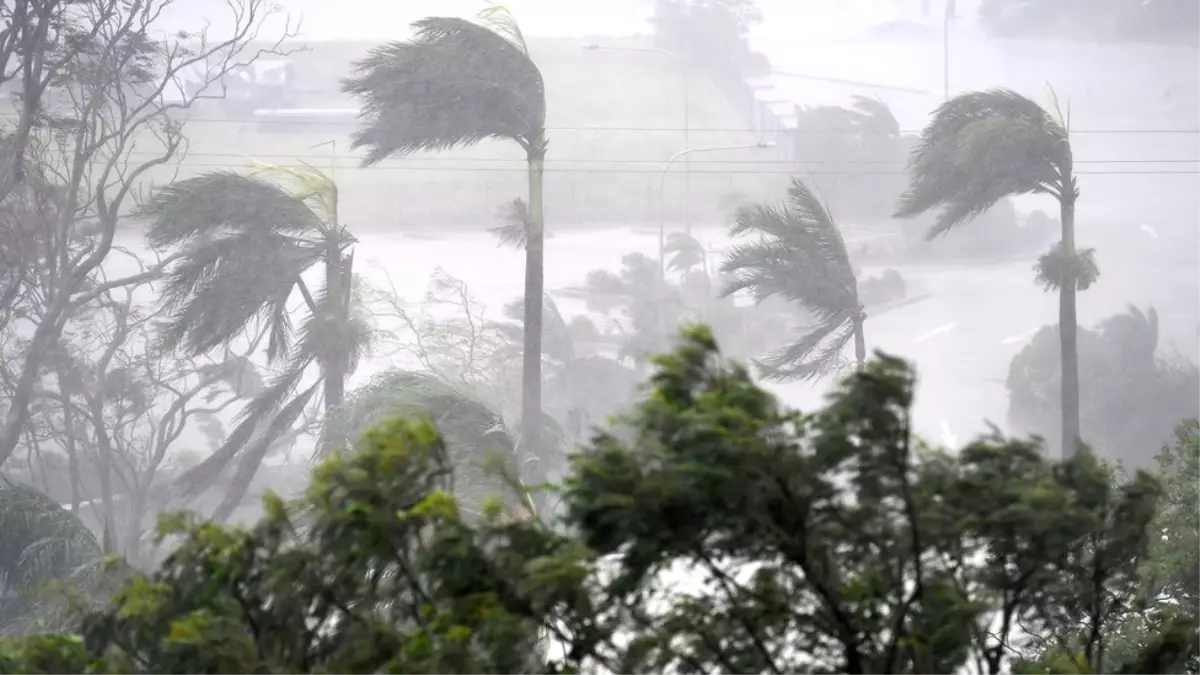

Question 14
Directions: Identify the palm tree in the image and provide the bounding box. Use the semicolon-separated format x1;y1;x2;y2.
342;4;549;463
144;164;373;518
490;294;640;442
895;88;1097;456
0;481;101;633
581;252;680;367
318;371;564;520
721;178;864;382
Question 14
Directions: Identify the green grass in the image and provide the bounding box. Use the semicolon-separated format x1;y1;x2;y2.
141;37;791;232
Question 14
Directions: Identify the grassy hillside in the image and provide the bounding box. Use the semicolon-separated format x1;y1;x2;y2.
151;37;792;232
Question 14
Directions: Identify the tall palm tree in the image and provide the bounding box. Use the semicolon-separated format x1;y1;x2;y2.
342;4;549;462
895;88;1097;456
721;178;864;382
144;165;373;518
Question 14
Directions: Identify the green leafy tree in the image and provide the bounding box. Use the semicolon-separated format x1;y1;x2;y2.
896;88;1096;457
143;165;373;520
722;178;865;381
342;5;549;464
1106;421;1200;672
0;328;1192;674
1007;305;1199;468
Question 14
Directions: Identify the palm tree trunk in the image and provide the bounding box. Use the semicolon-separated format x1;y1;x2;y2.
323;246;347;410
1059;189;1081;458
519;144;546;463
852;312;867;367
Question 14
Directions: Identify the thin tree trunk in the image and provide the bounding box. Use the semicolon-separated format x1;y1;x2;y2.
852;312;867;367
519;145;546;465
58;372;82;514
86;394;117;554
1059;187;1081;458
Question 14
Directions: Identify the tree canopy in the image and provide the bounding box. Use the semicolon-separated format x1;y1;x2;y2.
0;325;1194;674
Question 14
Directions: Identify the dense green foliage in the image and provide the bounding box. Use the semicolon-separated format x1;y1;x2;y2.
0;326;1194;674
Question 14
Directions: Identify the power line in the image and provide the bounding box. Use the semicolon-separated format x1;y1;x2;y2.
141;162;1200;176
1;112;1196;135
113;149;1200;164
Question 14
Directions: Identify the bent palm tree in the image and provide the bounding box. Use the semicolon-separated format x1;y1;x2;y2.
895;88;1095;457
0;481;101;633
144;165;373;518
343;4;549;463
721;178;864;382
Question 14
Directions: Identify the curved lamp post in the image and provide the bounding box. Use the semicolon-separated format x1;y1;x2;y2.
657;141;776;280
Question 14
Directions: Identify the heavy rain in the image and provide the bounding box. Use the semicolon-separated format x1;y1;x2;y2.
0;0;1197;672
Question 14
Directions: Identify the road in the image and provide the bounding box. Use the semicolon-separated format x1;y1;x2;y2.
302;224;1195;449
101;220;1197;451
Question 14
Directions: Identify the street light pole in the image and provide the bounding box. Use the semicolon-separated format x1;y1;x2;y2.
583;44;691;231
657;141;776;282
652;140;774;352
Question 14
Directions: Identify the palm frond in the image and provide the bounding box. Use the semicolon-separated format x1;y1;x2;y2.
342;16;546;163
755;318;856;383
895;89;1070;236
490;197;531;249
495;293;574;365
171;363;313;500
664;231;706;272
723;178;862;382
248;161;340;227
295;274;375;378
155;231;324;360
0;483;100;590
849;95;900;135
211;381;321;522
477;3;529;54
142;172;325;248
1098;305;1159;363
722;180;858;318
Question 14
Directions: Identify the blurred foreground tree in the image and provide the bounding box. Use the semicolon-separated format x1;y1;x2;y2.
896;88;1094;457
0;326;1193;673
